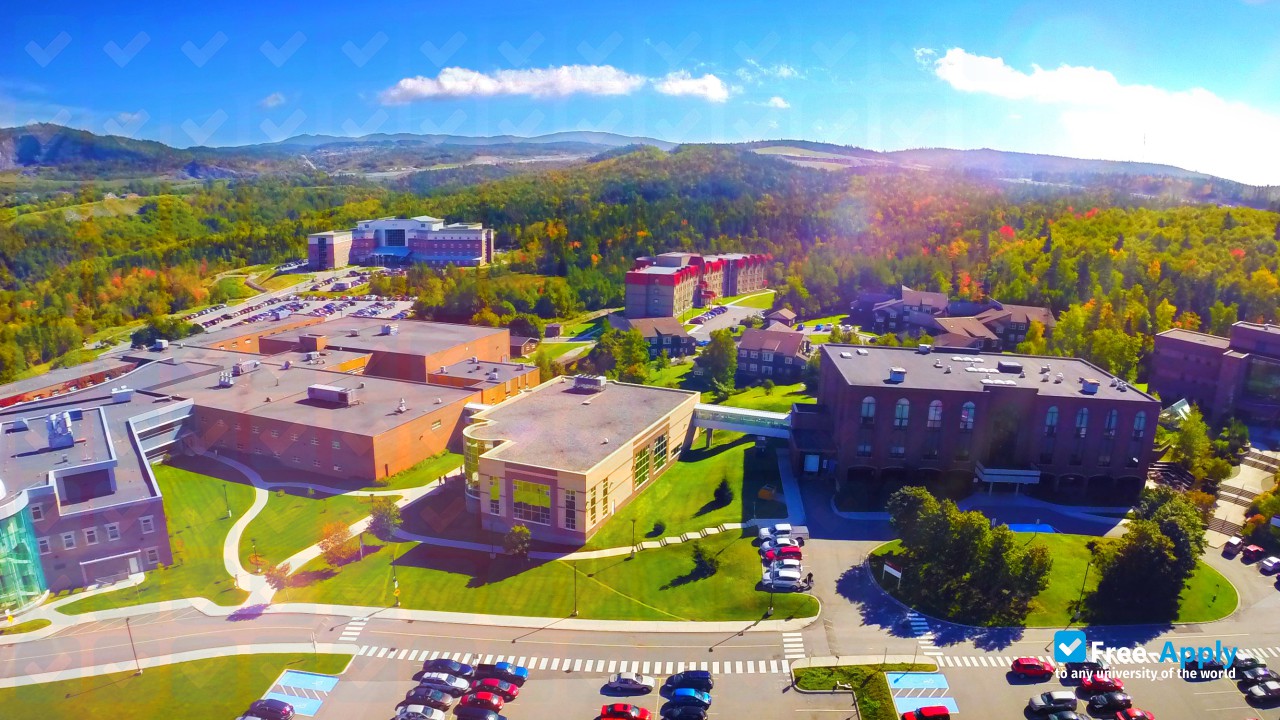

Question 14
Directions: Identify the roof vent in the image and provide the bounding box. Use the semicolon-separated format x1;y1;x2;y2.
1041;374;1049;382
573;375;607;393
602;437;609;444
359;381;366;389
856;348;868;355
396;398;407;414
1040;365;1051;374
348;329;359;337
934;359;943;368
435;397;442;404
917;344;932;354
264;396;271;402
888;367;907;383
839;352;853;359
1054;372;1064;383
945;365;952;373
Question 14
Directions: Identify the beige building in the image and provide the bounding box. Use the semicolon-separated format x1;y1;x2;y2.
463;376;699;544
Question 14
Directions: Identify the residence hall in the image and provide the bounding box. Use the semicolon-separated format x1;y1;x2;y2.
1150;321;1280;423
623;251;770;319
790;345;1159;497
463;375;699;544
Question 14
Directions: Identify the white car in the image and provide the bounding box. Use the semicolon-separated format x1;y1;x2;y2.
1261;556;1280;574
395;706;446;720
756;523;792;543
759;537;800;555
604;672;656;694
769;558;802;574
763;568;805;591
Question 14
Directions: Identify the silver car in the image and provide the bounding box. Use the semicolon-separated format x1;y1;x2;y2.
417;672;470;697
394;706;446;720
604;672;656;694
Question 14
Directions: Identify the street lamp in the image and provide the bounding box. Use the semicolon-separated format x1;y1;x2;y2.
571;562;579;617
252;537;259;574
223;485;231;519
630;519;637;558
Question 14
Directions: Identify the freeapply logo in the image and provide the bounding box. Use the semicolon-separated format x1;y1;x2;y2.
1051;630;1239;681
1053;630;1087;663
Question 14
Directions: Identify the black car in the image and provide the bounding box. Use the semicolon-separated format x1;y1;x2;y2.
1239;668;1280;688
451;707;505;720
245;699;295;720
665;670;715;692
1063;660;1110;679
423;658;476;679
1087;692;1133;712
1234;653;1268;673
660;706;708;720
1182;659;1228;679
399;687;453;711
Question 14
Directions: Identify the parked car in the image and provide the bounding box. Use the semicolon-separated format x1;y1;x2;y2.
450;707;503;720
475;662;528;687
458;692;504;713
394;706;447;720
769;558;803;574
1028;691;1078;714
1010;657;1055;680
1114;710;1154;720
1244;544;1268;562
1087;692;1133;712
604;672;656;694
245;699;295;720
1064;660;1111;678
1080;674;1124;693
417;673;471;697
665;688;712;709
757;523;792;543
759;537;801;555
400;688;452;711
659;706;706;720
900;706;950;720
1224;537;1244;557
1234;653;1268;673
763;568;806;591
665;670;714;692
423;659;475;679
473;678;518;702
601;703;651;720
1240;668;1280;688
762;545;803;563
1248;680;1280;704
1261;556;1280;574
1044;713;1083;720
1181;658;1227;679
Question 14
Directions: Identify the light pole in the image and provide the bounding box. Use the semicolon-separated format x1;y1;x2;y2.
252;537;259;573
125;617;142;675
571;562;579;617
630;519;637;558
765;586;774;618
223;485;231;519
391;544;400;607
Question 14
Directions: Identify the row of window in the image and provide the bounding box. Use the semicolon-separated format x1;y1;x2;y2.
36;516;155;554
860;397;1148;440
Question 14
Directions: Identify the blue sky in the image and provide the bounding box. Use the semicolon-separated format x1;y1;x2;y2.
3;0;1280;183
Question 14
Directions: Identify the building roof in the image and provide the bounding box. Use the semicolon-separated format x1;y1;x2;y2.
933;316;999;341
431;359;537;387
611;315;692;339
901;285;949;310
975;303;1057;329
739;328;808;356
188;314;322;350
511;336;539;347
265;318;506;358
931;332;985;350
821;344;1158;403
763;319;798;332
0;356;137;400
766;308;797;322
468;378;698;473
1156;327;1231;349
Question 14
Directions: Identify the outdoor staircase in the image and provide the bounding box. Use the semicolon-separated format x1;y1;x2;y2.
1243;449;1280;474
1148;461;1195;490
1208;515;1244;537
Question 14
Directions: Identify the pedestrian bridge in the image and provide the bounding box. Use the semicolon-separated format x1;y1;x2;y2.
693;404;791;439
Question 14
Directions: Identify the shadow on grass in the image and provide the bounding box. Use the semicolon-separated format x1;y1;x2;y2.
63;672;140;699
392;542;554;588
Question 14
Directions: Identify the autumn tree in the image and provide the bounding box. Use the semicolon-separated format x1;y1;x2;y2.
319;522;356;567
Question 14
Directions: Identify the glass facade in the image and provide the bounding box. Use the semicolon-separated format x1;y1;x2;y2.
0;507;48;613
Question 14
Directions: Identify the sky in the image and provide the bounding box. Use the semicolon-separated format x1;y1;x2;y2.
3;0;1280;184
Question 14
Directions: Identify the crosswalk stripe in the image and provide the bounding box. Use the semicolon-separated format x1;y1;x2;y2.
395;649;407;660
356;646;369;656
479;654;490;664
733;661;742;674
459;653;472;664
712;662;721;674
551;658;560;671
538;657;548;670
962;657;972;667
573;659;582;672
641;661;651;675
608;660;617;673
516;657;526;667
678;662;687;673
376;647;389;658
665;662;673;675
749;661;758;673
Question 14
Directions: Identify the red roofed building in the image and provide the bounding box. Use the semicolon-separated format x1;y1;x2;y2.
624;251;770;318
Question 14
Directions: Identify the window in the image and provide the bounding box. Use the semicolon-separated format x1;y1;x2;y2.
926;401;942;429
233;422;241;431
270;429;280;438
1132;411;1147;439
750;351;759;359
432;420;443;430
749;363;758;372
313;459;320;467
236;443;245;451
293;456;301;464
1044;406;1058;437
291;433;300;441
512;481;551;525
84;528;99;545
654;434;669;469
861;396;876;426
310;437;320;446
105;523;120;541
331;440;341;449
784;356;793;365
889;434;906;459
564;490;578;531
960;402;976;432
333;464;342;472
62;532;76;550
489;480;502;515
894;399;910;428
762;351;774;362
251;425;261;434
29;504;43;522
923;430;940;459
37;537;51;555
589;486;598;524
1075;408;1089;438
1103;410;1118;439
763;365;773;376
139;516;155;534
633;447;651;487
145;547;160;565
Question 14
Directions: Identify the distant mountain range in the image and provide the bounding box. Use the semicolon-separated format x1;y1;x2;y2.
1;124;1275;207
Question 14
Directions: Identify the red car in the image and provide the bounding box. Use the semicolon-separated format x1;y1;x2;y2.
1116;710;1154;720
1244;545;1267;562
901;706;950;720
763;545;803;563
474;677;519;701
459;692;504;713
1010;657;1055;679
601;703;652;720
1081;673;1124;693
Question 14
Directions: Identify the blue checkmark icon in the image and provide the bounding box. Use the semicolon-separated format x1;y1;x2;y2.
1053;629;1087;663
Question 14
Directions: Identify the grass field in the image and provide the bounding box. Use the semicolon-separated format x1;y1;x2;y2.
711;382;815;414
288;530;818;621
0;653;350;720
871;533;1238;626
647;361;697;389
0;618;51;636
241;488;389;569
257;272;314;292
59;465;254;614
583;433;787;550
726;290;776;310
793;664;937;720
523;341;590;362
798;313;853;329
211;276;255;301
561;317;604;338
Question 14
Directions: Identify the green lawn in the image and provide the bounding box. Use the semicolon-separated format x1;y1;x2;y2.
793;664;936;720
725;290;776;310
243;452;462;493
0;618;50;636
710;382;815;414
257;272;314;292
561;317;603;338
241;489;388;569
210;276;255;301
798;313;852;329
647;361;697;389
0;653;350;720
871;533;1238;626
582;434;787;551
59;465;254;615
288;530;818;621
523;341;590;362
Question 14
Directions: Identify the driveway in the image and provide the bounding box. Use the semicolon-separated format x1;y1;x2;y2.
688;306;762;337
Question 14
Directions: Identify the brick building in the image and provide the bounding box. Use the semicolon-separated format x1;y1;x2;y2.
623;252;770;319
608;316;696;358
736;328;810;382
308;216;495;271
1150;322;1280;423
791;345;1159;498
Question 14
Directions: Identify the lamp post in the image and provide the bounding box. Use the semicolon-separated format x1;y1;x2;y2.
391;543;400;607
765;586;774;618
252;537;259;573
223;485;231;519
630;519;637;558
571;561;579;617
125;617;142;675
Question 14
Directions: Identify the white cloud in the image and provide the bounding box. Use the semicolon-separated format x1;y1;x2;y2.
381;65;646;103
766;96;790;109
259;92;286;108
926;47;1280;185
736;60;804;84
653;71;731;102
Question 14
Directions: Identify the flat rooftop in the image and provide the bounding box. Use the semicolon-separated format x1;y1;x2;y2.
189;314;321;350
822;345;1158;403
154;363;477;436
469;378;698;473
0;357;137;399
265;318;506;357
432;359;536;386
1157;328;1231;349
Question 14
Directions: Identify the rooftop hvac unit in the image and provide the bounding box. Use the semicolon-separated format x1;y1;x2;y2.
486;370;500;382
12;417;28;431
218;372;235;388
396;398;407;414
856;348;869;355
382;323;399;335
305;351;320;361
917;344;932;354
1054;372;1064;383
888;367;907;383
46;412;75;449
573;375;607;392
231;360;261;376
1081;378;1101;395
111;386;135;403
348;329;359;337
997;360;1023;374
307;384;357;406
